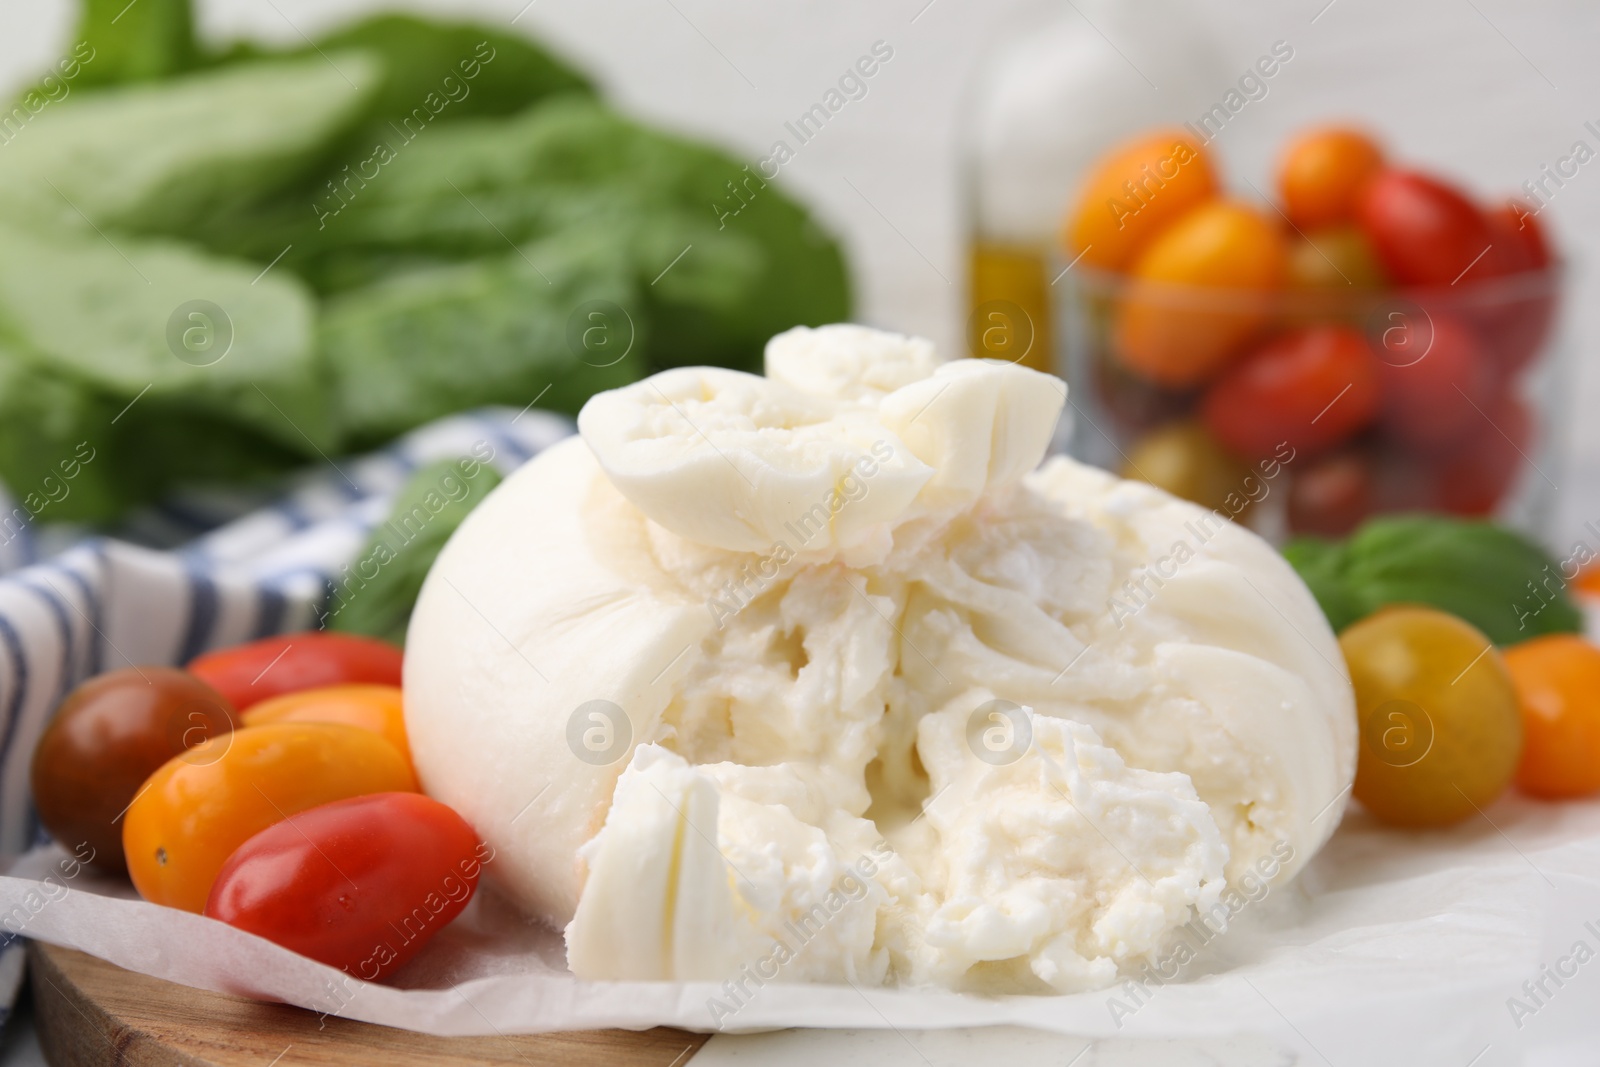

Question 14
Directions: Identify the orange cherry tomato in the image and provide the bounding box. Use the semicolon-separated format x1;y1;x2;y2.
1573;564;1600;599
1503;635;1600;799
243;685;411;770
1063;129;1219;272
1114;200;1288;387
1277;126;1384;230
123;722;417;912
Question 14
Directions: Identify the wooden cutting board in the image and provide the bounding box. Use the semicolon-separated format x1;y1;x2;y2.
27;942;708;1067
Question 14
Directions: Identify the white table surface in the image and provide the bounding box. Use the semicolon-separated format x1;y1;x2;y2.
3;2;1599;1063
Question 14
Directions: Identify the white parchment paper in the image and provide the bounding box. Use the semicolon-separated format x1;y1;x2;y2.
5;796;1599;1067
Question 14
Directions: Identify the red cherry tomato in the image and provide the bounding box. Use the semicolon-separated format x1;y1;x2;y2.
1472;202;1557;374
1287;451;1375;537
1430;395;1530;516
1375;314;1493;450
1490;200;1550;269
205;793;487;981
1201;325;1380;462
1356;171;1495;286
188;632;403;711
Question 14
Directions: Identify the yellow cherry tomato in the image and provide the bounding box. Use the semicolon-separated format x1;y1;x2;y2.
243;684;411;771
1120;420;1257;519
1341;606;1522;828
1063;129;1219;272
1503;635;1600;799
1114;200;1287;388
1287;226;1388;292
123;722;417;912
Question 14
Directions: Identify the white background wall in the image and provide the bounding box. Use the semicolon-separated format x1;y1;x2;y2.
4;0;1596;543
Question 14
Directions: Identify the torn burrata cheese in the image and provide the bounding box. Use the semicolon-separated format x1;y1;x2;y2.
403;324;1357;995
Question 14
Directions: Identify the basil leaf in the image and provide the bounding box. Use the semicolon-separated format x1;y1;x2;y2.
327;457;503;645
1284;515;1583;644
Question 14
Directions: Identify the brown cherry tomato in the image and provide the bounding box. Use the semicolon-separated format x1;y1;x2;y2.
188;632;403;711
123;722;417;912
1063;129;1219;272
1115;201;1287;388
1287;451;1375;538
243;684;411;771
1278;126;1385;231
31;667;239;875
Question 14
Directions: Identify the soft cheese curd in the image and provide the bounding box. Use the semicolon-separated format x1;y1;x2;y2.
403;325;1357;994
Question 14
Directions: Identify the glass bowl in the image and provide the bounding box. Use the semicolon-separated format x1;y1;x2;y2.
1051;263;1565;541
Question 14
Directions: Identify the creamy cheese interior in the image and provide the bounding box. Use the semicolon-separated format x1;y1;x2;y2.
403;325;1357;994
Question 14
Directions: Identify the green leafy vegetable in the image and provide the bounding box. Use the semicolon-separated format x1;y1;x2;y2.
0;224;324;519
1283;515;1583;644
319;227;645;446
312;15;593;128
0;54;378;236
69;0;200;88
224;98;850;368
0;4;852;523
327;456;503;645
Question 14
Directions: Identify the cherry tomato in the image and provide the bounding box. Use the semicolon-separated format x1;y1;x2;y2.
1115;201;1287;387
31;668;239;875
1342;606;1522;828
1119;420;1258;518
1286;226;1388;292
1092;347;1195;436
1064;129;1219;272
1471;202;1557;374
243;685;411;770
1374;313;1493;450
1489;200;1550;269
1278;126;1384;230
188;632;403;711
206;793;487;981
1430;395;1529;517
1503;635;1600;799
1573;564;1600;600
1367;442;1441;514
1356;170;1495;286
124;722;417;912
1202;325;1380;462
1287;451;1374;538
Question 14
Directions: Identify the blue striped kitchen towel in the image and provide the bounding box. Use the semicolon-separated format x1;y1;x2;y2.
0;406;572;1025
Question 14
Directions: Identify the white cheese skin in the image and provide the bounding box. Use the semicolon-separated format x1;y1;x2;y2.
404;330;1357;994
